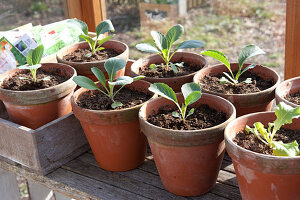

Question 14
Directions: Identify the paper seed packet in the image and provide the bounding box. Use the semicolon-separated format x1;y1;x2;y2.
0;36;26;74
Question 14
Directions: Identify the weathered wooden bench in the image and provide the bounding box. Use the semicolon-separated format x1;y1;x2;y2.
0;149;241;200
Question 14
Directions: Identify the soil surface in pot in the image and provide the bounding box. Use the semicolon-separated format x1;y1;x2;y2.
63;48;119;62
77;87;152;110
234;128;300;155
1;69;67;91
201;70;274;94
147;104;226;130
139;61;203;78
285;92;300;105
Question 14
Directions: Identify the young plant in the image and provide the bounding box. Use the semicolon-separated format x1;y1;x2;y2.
73;58;145;109
79;19;115;57
201;45;265;85
245;102;300;156
136;24;204;73
19;45;44;82
149;82;201;122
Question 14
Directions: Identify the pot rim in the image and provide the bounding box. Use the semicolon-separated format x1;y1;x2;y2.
225;111;300;160
139;92;236;136
131;51;208;80
275;76;300;107
193;62;280;97
56;40;129;65
0;63;76;94
71;79;155;114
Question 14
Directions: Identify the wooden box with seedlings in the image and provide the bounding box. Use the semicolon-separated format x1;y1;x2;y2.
0;46;88;175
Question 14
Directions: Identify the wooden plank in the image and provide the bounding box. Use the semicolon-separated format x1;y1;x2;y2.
285;0;300;79
28;180;54;200
211;182;241;200
65;0;106;32
62;158;186;200
0;168;19;200
48;168;148;200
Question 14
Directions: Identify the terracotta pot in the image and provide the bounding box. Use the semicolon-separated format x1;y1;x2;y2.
193;63;280;117
56;40;129;81
225;111;300;200
71;80;154;171
275;76;300;107
0;63;77;129
139;93;236;196
131;52;207;92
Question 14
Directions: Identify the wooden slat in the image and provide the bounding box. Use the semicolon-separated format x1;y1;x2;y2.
65;0;106;32
0;169;19;200
285;0;300;79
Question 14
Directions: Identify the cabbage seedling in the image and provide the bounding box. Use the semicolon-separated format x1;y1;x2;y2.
73;58;145;109
79;19;115;57
201;45;265;85
136;24;204;73
19;45;44;82
149;82;201;122
245;102;300;156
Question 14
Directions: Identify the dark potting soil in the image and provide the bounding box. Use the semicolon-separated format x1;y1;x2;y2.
234;128;300;155
1;69;67;91
139;61;203;78
147;104;227;130
63;48;119;62
201;70;274;94
77;87;152;110
285;92;300;105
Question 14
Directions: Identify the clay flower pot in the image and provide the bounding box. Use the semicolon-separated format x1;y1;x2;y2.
139;93;236;196
131;52;207;92
57;40;129;81
275;76;300;107
71;80;153;172
225;111;300;200
194;63;280;117
0;63;77;129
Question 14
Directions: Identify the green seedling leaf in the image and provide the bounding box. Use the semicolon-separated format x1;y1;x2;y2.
133;75;145;81
223;72;238;84
96;19;115;37
201;50;231;74
73;76;99;90
72;19;88;35
136;43;160;54
104;57;126;81
164;24;184;49
109;76;133;86
245;125;268;145
172;111;180;118
151;31;164;51
177;40;205;49
149;64;157;71
80;35;94;48
243;78;252;84
149;83;178;104
272;102;300;136
271;140;299;157
254;122;270;142
240;64;256;76
170;63;178;74
186;108;194;118
181;83;201;105
85;52;92;58
111;101;123;109
97;34;114;47
42;76;50;81
175;62;184;67
220;77;231;85
19;64;41;70
26;45;44;66
91;67;106;87
238;45;265;68
95;47;105;51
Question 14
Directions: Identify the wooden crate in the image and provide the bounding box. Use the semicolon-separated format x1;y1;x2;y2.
0;101;89;175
